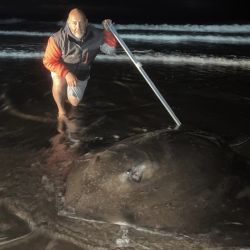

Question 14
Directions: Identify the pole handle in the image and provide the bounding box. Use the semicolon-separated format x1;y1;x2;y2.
108;22;182;128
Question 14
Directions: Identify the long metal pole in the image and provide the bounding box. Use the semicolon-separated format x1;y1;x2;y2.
108;23;182;128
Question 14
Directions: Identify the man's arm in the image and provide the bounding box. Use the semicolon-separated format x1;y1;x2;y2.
43;37;69;77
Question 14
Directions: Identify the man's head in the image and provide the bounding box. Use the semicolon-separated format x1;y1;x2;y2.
67;8;88;39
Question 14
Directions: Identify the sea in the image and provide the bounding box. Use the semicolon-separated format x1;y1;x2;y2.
0;18;250;248
1;19;250;145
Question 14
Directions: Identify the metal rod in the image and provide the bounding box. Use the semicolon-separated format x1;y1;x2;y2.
108;23;182;128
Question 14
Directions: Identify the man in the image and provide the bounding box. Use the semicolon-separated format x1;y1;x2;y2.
43;8;117;133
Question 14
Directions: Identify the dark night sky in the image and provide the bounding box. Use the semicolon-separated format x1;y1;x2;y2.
0;0;249;24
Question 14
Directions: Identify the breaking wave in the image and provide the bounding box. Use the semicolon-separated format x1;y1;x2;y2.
115;24;250;33
122;34;250;44
0;51;42;59
1;19;249;33
1;30;250;45
1;50;250;68
98;53;250;68
0;18;25;24
0;30;52;37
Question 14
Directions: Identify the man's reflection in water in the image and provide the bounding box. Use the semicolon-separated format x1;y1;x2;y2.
58;106;84;149
65;113;82;148
46;107;85;180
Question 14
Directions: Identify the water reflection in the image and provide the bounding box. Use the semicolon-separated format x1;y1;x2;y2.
0;206;31;246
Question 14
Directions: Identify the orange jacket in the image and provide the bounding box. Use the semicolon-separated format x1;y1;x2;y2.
43;24;117;78
43;37;69;77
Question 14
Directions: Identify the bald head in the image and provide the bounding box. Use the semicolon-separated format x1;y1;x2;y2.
68;8;87;21
67;8;88;39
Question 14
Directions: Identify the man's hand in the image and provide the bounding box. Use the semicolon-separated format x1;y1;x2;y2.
102;19;112;31
65;72;78;87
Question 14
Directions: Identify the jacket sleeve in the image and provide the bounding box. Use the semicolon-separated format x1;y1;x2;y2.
100;30;118;55
43;37;69;78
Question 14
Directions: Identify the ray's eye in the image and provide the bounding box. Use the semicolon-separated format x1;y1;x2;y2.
127;168;143;183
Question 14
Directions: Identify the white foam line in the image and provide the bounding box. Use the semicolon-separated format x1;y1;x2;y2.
1;23;250;33
122;34;250;44
1;51;250;69
0;18;25;24
97;54;250;68
0;18;65;26
115;24;250;33
0;30;52;37
1;30;250;44
0;51;42;58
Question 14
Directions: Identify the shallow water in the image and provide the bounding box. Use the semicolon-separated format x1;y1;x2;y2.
0;58;250;249
1;21;250;249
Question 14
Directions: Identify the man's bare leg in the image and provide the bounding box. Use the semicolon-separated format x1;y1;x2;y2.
52;75;68;133
52;75;67;116
52;74;85;133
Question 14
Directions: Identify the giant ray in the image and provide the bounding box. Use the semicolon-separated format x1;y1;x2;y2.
64;129;250;234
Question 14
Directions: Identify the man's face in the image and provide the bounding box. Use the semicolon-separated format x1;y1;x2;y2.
68;14;87;39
